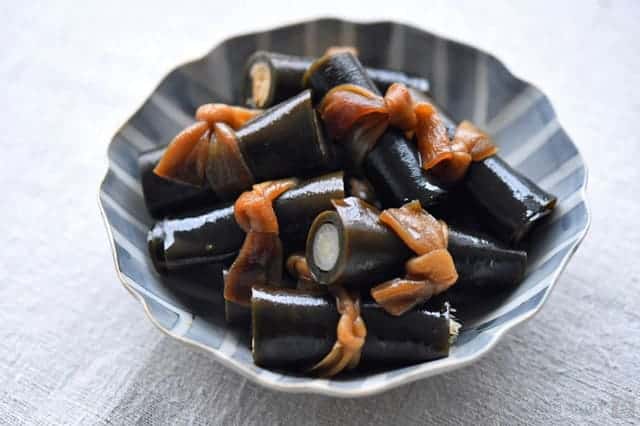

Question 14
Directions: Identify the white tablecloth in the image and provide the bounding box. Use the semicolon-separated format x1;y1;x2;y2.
1;1;639;424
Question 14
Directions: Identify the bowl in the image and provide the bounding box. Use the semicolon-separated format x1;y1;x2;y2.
98;18;590;397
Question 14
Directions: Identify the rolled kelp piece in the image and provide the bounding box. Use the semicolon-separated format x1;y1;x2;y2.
305;197;412;288
304;52;447;209
464;156;557;243
139;147;218;219
144;90;333;218
410;89;557;242
447;227;527;291
304;52;379;103
244;51;430;108
306;197;527;291
149;172;345;274
251;287;453;370
223;178;297;308
365;128;448;211
230;90;332;184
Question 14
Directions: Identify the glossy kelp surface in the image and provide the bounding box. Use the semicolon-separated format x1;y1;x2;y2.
306;197;411;287
306;53;448;208
236;90;333;182
365;129;448;210
411;89;557;242
465;156;557;243
304;52;379;102
251;287;451;369
141;90;333;219
245;51;429;108
149;172;344;273
306;197;525;294
447;227;527;291
139;147;218;218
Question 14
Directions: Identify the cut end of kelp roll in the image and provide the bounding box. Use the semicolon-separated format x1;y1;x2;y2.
305;197;411;287
311;223;341;272
449;319;461;345
146;173;345;275
249;61;272;109
147;225;168;274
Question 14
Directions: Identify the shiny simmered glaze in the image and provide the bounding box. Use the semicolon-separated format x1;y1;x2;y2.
148;172;344;273
305;197;526;292
148;204;242;273
305;53;448;209
251;287;450;369
252;287;337;369
139;147;218;219
465;156;557;242
245;51;430;108
142;90;333;220
359;299;450;367
275;172;345;249
365;129;448;210
304;53;380;101
205;123;255;200
236;90;333;182
446;227;526;291
306;197;411;287
411;89;555;242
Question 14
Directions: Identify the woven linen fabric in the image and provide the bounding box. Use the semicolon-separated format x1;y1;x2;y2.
1;1;638;424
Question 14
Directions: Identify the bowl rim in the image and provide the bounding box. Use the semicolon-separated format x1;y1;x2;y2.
98;17;591;398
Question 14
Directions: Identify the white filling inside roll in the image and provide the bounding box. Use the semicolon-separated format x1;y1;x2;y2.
250;62;271;108
312;223;340;271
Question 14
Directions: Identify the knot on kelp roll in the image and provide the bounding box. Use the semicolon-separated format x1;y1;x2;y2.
317;81;497;180
223;178;298;306
371;201;458;316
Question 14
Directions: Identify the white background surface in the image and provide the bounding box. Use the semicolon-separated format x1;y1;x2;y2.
1;0;639;424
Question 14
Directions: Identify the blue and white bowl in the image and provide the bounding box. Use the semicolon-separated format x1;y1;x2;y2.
99;18;590;397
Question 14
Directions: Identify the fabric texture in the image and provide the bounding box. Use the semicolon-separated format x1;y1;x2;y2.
0;1;638;424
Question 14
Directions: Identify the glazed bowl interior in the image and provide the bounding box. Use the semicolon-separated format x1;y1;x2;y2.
99;18;589;397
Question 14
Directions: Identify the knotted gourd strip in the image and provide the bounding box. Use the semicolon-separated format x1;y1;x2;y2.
318;83;496;180
371;201;458;315
310;287;367;377
223;179;297;306
153;104;260;185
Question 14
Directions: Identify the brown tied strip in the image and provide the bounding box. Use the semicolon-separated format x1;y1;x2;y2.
371;201;458;316
285;255;367;377
310;287;367;377
318;83;497;181
285;248;367;377
223;179;297;306
285;254;313;282
153;104;261;186
286;254;322;291
324;46;360;57
204;123;255;199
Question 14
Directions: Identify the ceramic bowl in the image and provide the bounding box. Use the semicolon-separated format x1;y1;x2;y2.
99;18;590;397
